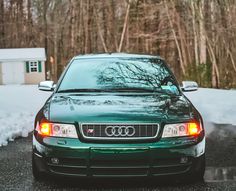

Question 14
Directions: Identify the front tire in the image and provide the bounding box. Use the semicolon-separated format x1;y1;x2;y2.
194;154;205;181
188;154;205;183
32;154;45;180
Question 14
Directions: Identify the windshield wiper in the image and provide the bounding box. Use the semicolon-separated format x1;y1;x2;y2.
108;87;153;92
57;88;113;93
108;87;165;93
111;87;179;96
57;87;178;96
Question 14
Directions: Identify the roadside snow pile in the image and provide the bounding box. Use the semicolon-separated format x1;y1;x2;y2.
0;85;50;146
0;85;236;146
184;88;236;126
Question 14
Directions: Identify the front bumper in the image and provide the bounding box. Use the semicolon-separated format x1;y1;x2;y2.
33;135;205;178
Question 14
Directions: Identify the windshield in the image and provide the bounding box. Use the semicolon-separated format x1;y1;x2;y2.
57;57;180;95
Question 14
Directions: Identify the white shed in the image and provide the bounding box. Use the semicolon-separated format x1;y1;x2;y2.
0;48;46;85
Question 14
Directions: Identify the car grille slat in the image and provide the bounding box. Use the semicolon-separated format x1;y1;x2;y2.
80;123;159;140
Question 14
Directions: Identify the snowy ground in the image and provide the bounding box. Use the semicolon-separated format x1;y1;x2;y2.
184;88;236;134
0;85;236;146
0;85;51;146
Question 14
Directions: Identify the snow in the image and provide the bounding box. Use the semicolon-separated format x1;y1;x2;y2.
184;88;236;126
0;85;51;146
0;48;46;61
0;85;236;146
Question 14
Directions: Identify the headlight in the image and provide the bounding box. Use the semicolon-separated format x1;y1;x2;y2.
162;122;202;138
37;122;78;138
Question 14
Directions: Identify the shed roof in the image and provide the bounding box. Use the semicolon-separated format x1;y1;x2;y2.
0;48;46;61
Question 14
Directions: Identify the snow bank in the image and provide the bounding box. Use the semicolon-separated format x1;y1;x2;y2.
184;88;236;126
0;85;51;146
0;85;235;146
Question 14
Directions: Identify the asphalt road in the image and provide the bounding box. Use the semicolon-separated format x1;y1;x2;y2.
0;123;236;191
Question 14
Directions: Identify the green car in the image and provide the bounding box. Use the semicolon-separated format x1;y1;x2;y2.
33;53;205;181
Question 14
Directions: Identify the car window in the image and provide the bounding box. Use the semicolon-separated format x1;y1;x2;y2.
57;57;180;95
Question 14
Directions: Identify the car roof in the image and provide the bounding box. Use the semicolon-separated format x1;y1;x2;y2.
72;53;162;60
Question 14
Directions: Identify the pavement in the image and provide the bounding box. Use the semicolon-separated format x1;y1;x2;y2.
0;123;236;191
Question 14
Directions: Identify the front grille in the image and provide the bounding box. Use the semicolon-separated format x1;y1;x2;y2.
90;167;148;177
46;157;191;177
80;123;159;140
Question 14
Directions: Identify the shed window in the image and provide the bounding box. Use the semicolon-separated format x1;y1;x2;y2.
26;61;42;73
29;61;38;72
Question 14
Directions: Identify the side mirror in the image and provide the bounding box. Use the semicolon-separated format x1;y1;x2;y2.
181;81;198;92
38;81;55;91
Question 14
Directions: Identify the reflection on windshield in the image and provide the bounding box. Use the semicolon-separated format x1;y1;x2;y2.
58;57;180;95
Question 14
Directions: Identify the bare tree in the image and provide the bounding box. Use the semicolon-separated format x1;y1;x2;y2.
1;0;236;88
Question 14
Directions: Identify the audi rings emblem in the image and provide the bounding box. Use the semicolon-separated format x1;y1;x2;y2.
105;126;135;137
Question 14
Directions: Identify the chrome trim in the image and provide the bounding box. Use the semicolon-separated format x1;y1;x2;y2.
34;152;43;158
105;125;136;137
79;123;160;140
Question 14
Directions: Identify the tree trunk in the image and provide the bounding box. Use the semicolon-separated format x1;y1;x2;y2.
191;1;199;65
164;0;186;75
199;0;207;64
0;0;5;47
43;0;49;79
94;7;108;52
118;1;130;52
207;38;220;88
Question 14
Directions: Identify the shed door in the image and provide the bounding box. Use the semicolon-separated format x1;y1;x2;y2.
2;62;24;84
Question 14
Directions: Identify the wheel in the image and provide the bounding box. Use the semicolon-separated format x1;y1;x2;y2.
179;154;205;183
194;154;205;181
188;154;205;183
32;154;45;180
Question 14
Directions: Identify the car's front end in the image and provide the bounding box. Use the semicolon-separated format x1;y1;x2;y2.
33;125;205;178
32;54;205;181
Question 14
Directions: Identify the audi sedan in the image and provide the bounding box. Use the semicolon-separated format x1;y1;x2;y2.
33;53;205;182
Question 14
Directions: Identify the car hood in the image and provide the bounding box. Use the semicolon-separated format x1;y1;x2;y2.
45;93;195;124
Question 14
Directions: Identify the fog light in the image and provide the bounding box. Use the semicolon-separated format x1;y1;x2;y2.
51;158;59;164
180;157;188;164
